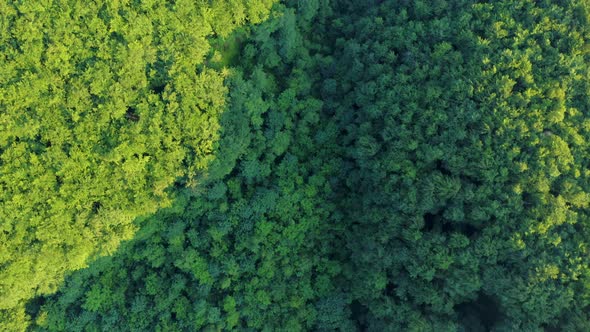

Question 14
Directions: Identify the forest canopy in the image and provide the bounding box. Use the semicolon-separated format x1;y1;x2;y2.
3;0;590;331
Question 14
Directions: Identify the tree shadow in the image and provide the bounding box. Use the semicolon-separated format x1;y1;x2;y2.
456;293;504;331
26;4;337;331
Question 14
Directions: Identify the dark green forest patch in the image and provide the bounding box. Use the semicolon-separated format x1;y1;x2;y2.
208;28;250;69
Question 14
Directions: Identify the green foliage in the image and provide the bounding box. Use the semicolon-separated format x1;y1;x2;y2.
0;0;276;329
4;0;590;331
326;0;590;329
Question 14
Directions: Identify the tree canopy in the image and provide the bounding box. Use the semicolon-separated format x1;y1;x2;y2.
3;0;590;331
0;0;276;329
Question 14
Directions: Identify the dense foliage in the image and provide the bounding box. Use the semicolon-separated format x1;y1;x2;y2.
0;0;276;329
3;0;590;331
